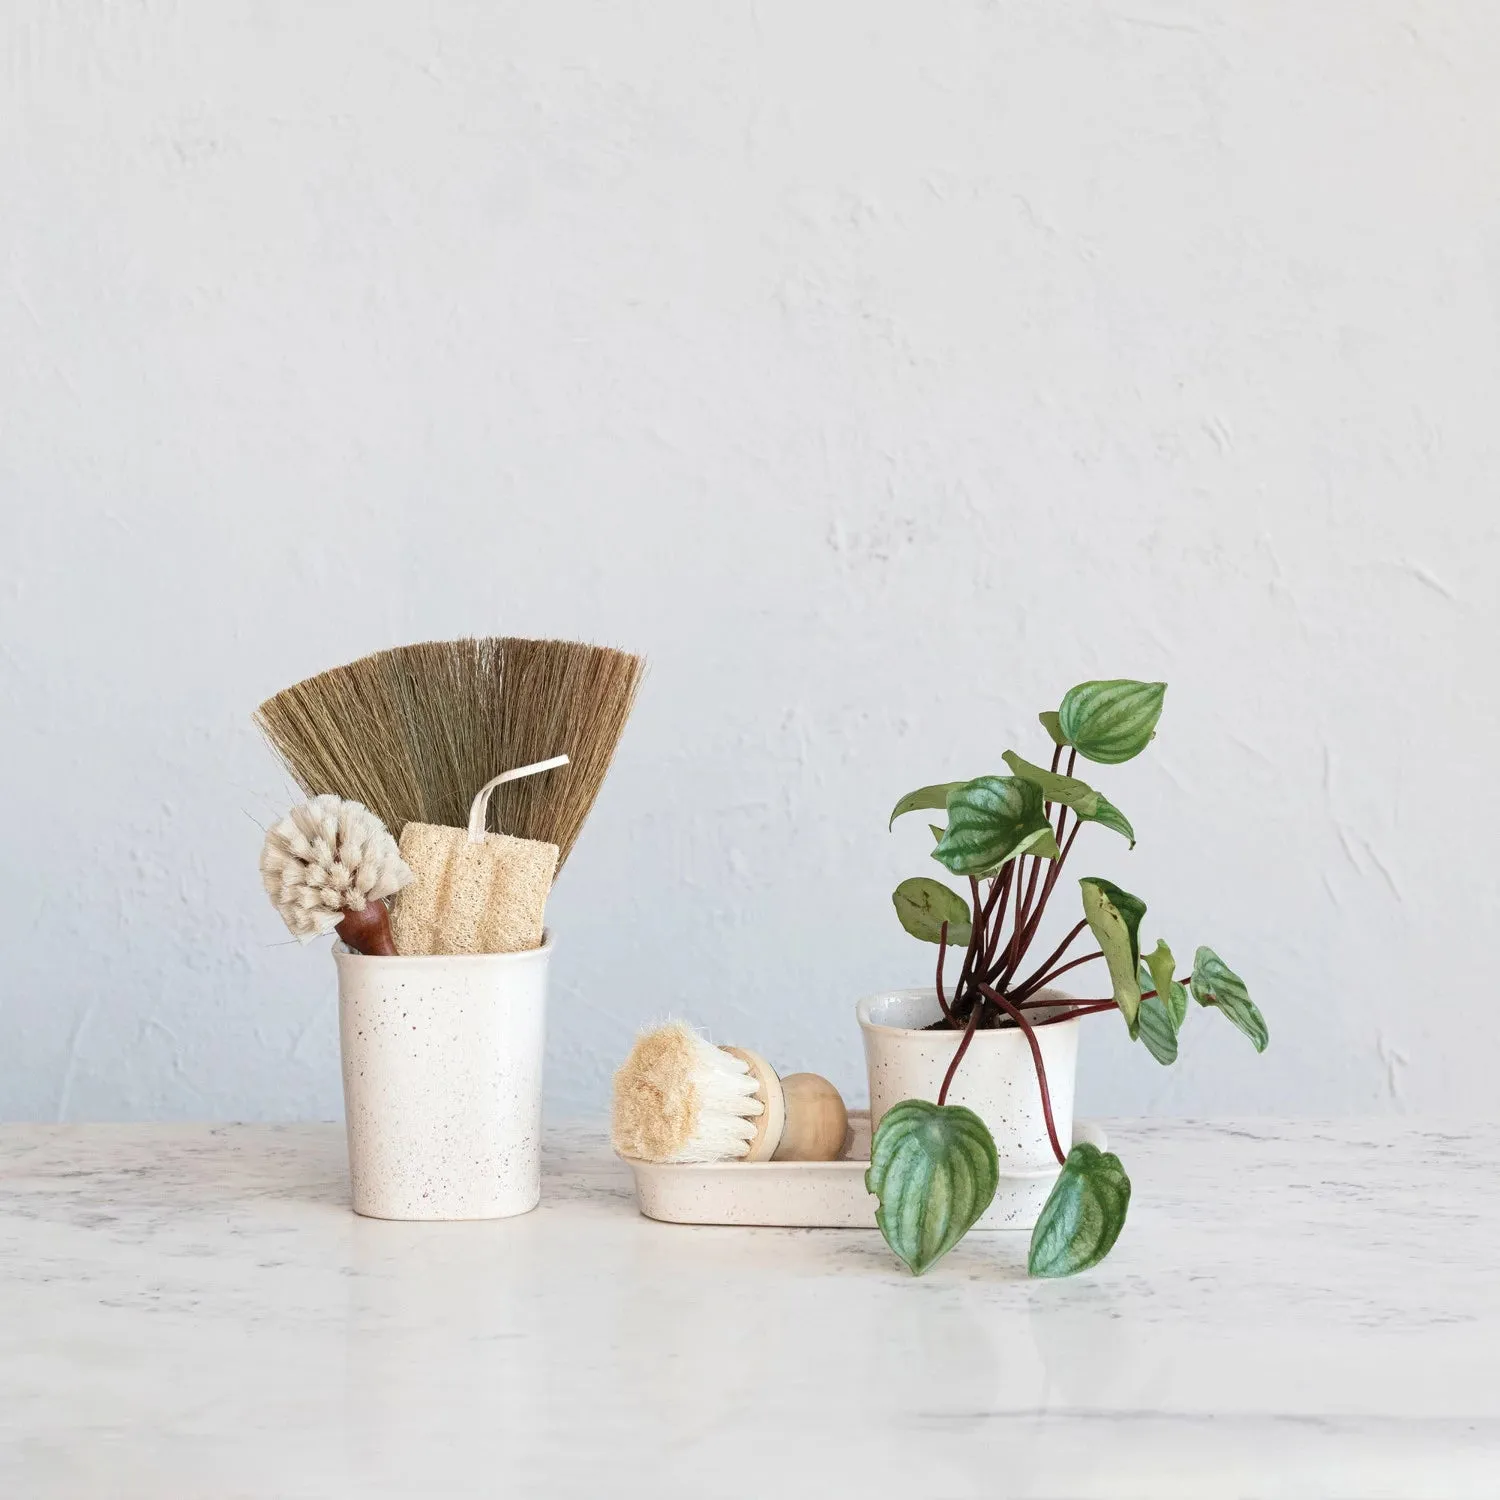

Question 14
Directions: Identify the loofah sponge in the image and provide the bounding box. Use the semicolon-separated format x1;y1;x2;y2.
260;796;412;942
389;824;557;956
387;756;565;956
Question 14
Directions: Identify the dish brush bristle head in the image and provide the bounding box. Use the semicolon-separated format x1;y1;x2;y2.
260;795;412;942
611;1021;765;1163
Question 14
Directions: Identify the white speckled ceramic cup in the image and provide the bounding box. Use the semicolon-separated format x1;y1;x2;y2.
335;936;552;1220
858;987;1081;1174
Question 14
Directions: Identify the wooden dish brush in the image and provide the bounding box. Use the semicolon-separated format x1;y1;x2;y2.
612;1022;849;1164
260;796;412;955
254;637;645;870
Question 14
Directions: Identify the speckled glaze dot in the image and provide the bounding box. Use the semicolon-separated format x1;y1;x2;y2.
334;936;552;1221
858;987;1082;1191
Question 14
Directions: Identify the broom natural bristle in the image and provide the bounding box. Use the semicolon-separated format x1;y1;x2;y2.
254;638;644;869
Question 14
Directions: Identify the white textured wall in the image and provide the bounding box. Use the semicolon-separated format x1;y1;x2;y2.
4;2;1497;1122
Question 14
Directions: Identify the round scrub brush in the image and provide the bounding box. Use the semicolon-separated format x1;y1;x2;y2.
260;796;412;955
612;1021;848;1164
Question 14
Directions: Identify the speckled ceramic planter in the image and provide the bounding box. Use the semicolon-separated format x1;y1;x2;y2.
858;987;1081;1176
334;937;552;1221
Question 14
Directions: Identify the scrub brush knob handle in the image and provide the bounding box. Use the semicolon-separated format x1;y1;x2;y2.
335;902;399;957
776;1072;849;1162
720;1048;785;1161
720;1048;848;1163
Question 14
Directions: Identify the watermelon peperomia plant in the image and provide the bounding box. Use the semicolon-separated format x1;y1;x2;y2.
867;679;1267;1278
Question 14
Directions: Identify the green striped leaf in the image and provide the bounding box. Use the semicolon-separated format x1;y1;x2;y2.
867;1100;998;1275
889;782;965;832
1143;959;1189;1033
892;878;973;946
1144;941;1180;1021
1001;751;1136;847
1136;991;1178;1065
1056;680;1167;765
1027;827;1063;860
1080;877;1147;1036
932;777;1055;877
1088;794;1136;845
1164;973;1189;1031
1136;945;1187;1065
1191;947;1268;1053
1028;1143;1132;1277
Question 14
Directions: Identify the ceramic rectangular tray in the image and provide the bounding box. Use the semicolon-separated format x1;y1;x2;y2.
622;1112;1106;1231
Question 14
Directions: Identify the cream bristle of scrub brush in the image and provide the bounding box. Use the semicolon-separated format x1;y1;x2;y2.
389;756;565;956
611;1022;849;1164
260;796;412;956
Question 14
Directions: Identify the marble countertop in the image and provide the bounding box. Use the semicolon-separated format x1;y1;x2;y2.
2;1121;1497;1499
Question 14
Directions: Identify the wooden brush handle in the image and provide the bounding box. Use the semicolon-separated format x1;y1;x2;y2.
336;901;398;957
720;1048;785;1162
774;1073;849;1162
720;1049;848;1163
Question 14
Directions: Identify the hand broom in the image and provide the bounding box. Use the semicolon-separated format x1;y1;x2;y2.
255;637;644;953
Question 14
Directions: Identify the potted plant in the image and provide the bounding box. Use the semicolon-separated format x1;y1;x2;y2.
862;679;1267;1277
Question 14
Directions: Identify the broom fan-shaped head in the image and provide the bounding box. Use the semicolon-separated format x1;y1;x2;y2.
254;637;644;869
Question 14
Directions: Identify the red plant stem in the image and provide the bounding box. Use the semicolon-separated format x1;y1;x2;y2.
981;911;1007;982
1028;812;1079;929
936;997;983;1105
968;870;1014;1014
1011;948;1104;1001
1020;983;1188;1016
999;815;1084;983
1050;742;1063;775
979;862;1017;978
950;877;986;1022
1011;918;1088;999
966;875;987;993
981;867;1010;921
991;902;1021;988
991;800;1079;988
979;866;1011;951
1014;849;1050;970
1029;1000;1118;1024
1050;774;1069;842
1048;797;1070;888
995;846;1045;986
935;922;954;1023
974;983;1067;1166
1066;748;1077;775
1117;984;1190;1001
1037;987;1183;1010
1017;850;1045;938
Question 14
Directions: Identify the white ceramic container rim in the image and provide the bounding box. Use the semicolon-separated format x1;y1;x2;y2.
855;986;1078;1035
333;931;555;972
